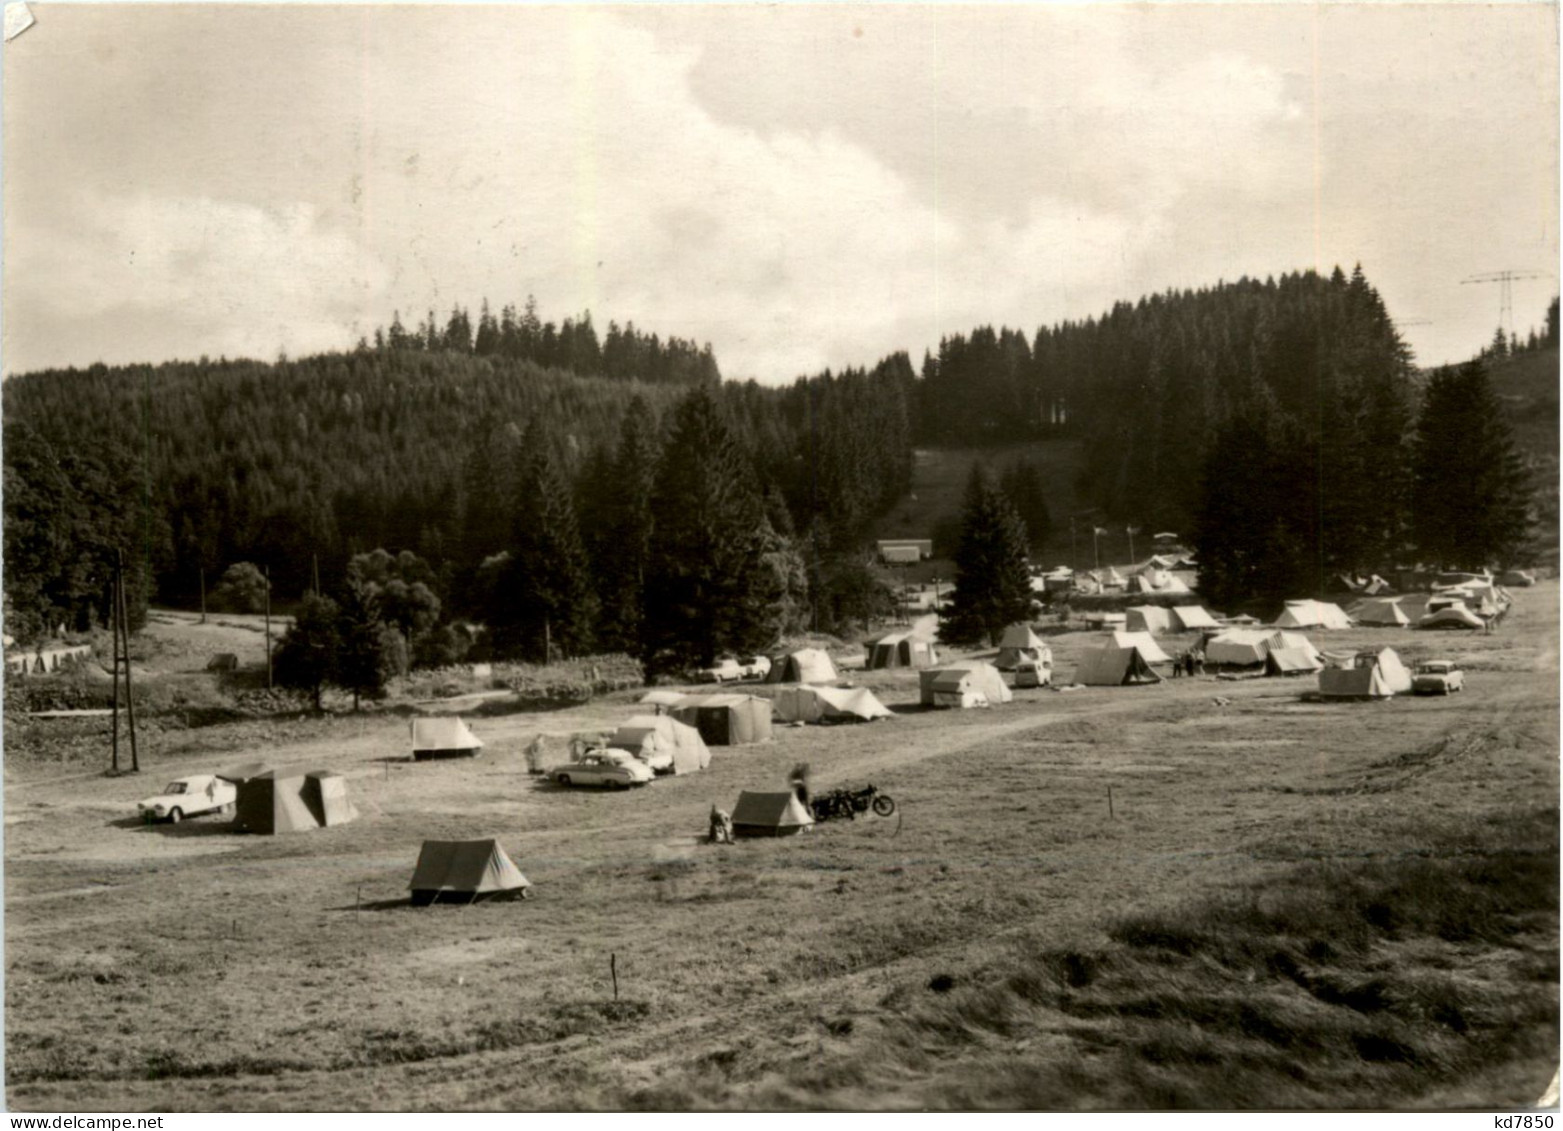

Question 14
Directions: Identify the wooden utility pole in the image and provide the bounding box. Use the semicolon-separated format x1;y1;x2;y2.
113;551;139;773
110;570;121;774
264;564;273;689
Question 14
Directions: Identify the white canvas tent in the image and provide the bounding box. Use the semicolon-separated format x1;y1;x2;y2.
411;717;483;760
1072;645;1163;686
1317;647;1409;699
1418;605;1484;630
918;662;1013;708
1125;606;1173;634
765;648;839;684
1169;606;1220;632
1108;631;1172;664
1206;629;1320;668
1274;600;1354;630
772;685;893;724
731;791;814;837
994;624;1051;670
1352;597;1411;627
606;715;712;774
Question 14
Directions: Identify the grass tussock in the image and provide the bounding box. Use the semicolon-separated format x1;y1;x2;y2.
878;808;1559;1109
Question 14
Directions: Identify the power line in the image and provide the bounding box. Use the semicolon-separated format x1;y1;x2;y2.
1461;269;1553;339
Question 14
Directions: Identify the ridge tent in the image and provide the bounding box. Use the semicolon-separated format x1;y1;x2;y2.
1205;629;1272;666
303;771;359;827
607;715;711;774
1361;575;1394;596
1500;569;1536;587
918;662;1013;708
1073;645;1163;686
772;685;893;724
1418;605;1484;630
1125;606;1173;634
408;839;531;905
865;631;939;671
1274;600;1354;630
1318;665;1394;699
1435;570;1492;589
994;624;1050;670
1352;597;1411;627
731;791;814;837
1266;647;1323;675
206;653;239;672
1169;606;1220;632
765;648;839;684
233;770;322;835
411;717;483;761
1108;631;1172;664
671;694;774;746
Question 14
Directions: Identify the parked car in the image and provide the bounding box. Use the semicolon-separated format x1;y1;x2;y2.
549;750;655;788
137;774;236;823
736;654;772;680
1412;660;1465;695
694;657;744;683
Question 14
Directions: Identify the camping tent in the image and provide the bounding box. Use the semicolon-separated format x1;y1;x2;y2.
1356;647;1412;694
1169;606;1220;632
918;662;1013;708
1500;569;1536;587
1108;631;1172;664
1072;645;1163;686
1125;606;1173;634
1274;600;1354;629
731;791;814;837
765;648;839;684
772;685;893;724
1435;570;1492;588
303;771;359;826
1418;605;1484;630
671;694;774;746
1206;629;1320;668
411;717;484;761
994;624;1050;669
206;653;238;672
638;689;688;712
408;839;531;905
865;631;939;671
607;715;712;774
1317;647;1410;698
232;770;322;835
1353;597;1411;627
1266;647;1323;676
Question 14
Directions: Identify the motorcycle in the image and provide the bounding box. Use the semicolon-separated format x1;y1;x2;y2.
810;784;896;823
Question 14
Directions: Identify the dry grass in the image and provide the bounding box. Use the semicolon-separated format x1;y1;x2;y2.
5;585;1556;1111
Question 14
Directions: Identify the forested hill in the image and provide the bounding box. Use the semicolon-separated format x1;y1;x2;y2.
919;266;1417;530
3;344;914;635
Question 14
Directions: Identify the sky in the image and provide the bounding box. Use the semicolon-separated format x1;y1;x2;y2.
3;3;1558;381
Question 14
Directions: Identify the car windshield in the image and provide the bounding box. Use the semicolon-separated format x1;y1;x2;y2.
164;782;188;794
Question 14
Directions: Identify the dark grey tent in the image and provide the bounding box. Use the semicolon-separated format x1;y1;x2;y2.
232;770;320;835
408;839;531;905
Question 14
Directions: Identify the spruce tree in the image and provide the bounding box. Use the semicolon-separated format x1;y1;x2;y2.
591;400;659;654
643;387;777;674
942;465;1033;647
492;422;598;661
274;593;340;710
1412;360;1530;569
336;581;395;711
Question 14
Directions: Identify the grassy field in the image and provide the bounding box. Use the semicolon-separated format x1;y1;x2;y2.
4;592;1557;1111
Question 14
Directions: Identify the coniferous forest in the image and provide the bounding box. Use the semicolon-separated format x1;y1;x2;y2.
4;271;1544;662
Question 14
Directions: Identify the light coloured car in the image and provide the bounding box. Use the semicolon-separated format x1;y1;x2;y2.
736;654;772;680
1412;661;1465;695
694;657;744;683
137;774;236;823
550;750;655;789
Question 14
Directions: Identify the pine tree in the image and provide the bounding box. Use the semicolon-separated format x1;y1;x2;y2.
273;592;340;710
585;400;659;654
643;388;777;673
1411;361;1530;569
942;465;1033;647
999;459;1053;553
491;422;597;660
